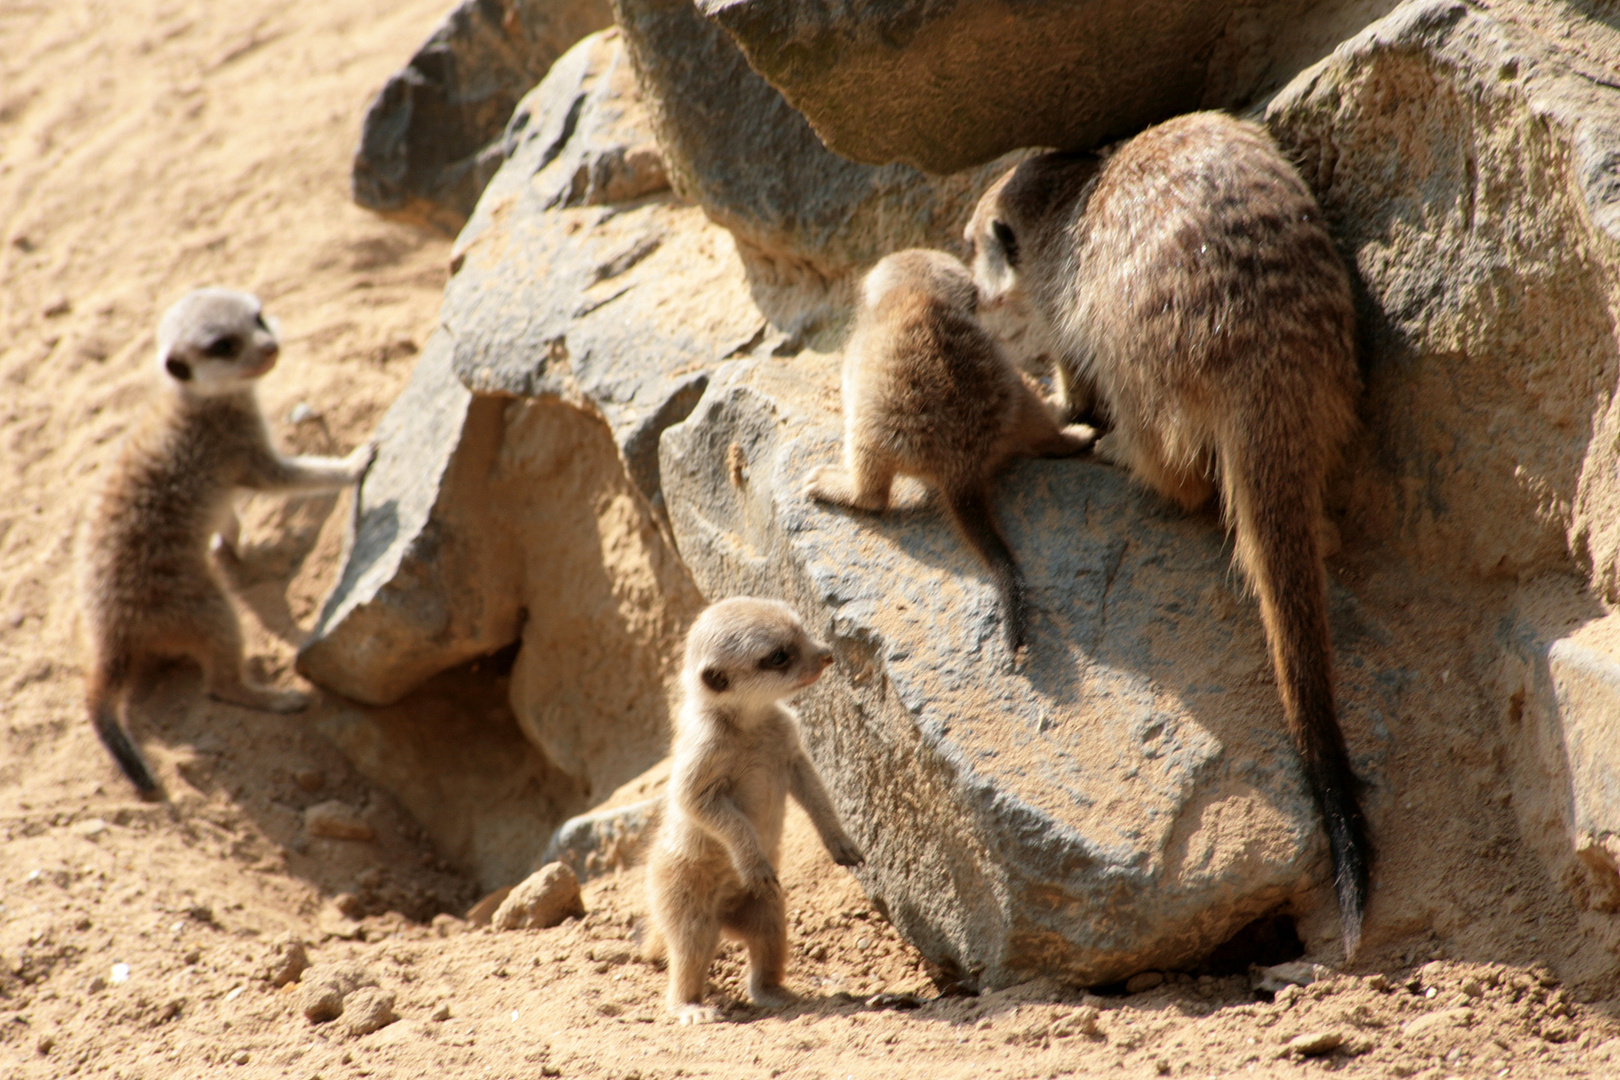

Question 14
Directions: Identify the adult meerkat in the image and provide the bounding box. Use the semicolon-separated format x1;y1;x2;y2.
804;248;1095;655
80;288;373;799
966;112;1370;954
645;597;863;1024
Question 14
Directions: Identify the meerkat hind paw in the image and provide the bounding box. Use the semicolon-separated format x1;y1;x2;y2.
675;1004;722;1025
749;984;795;1009
212;684;311;714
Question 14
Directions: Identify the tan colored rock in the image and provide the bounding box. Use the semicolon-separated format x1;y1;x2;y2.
1125;972;1165;995
1285;1031;1343;1057
342;987;398;1036
299;962;378;1024
260;935;308;988
491;862;584;930
303;800;375;842
1403;1007;1473;1037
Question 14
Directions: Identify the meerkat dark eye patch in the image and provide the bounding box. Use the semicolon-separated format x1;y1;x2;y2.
760;647;794;671
254;312;269;330
701;667;730;693
164;357;193;381
204;335;241;359
992;221;1020;269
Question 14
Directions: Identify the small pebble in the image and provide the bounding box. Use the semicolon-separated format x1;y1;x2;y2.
303;801;374;842
109;962;131;985
233;1050;250;1066
431;1002;452;1021
1287;1030;1343;1057
343;987;397;1036
1460;977;1484;998
492;863;585;930
288;402;317;424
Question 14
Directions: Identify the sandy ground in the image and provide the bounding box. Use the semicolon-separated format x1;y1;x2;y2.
2;2;1619;1078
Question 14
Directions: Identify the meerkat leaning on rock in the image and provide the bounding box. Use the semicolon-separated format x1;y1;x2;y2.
645;597;863;1024
804;248;1096;655
80;288;374;799
966;111;1371;955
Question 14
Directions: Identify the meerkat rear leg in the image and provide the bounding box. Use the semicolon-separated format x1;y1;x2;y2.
724;889;791;1008
662;904;723;1024
1096;425;1214;512
804;443;895;513
190;592;309;713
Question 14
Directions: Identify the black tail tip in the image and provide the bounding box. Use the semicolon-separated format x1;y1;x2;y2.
93;715;162;800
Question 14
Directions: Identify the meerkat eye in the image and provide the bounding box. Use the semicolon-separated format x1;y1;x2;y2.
204;335;242;359
760;648;793;671
992;221;1020;269
254;312;269;330
701;667;730;693
164;357;193;381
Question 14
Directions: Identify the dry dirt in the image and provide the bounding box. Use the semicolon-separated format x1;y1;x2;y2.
1;2;1618;1078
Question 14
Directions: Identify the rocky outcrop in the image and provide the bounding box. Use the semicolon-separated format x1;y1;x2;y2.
311;0;1620;983
353;0;613;233
698;0;1400;173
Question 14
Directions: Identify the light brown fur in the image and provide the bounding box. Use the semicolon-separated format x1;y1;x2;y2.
80;288;373;799
644;598;862;1024
804;249;1095;655
967;111;1371;955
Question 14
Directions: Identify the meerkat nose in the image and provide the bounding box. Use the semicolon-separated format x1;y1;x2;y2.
262;339;280;357
817;652;834;670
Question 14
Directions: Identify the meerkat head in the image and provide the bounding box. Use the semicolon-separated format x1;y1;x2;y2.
682;598;834;718
156;288;281;396
965;152;1104;307
860;249;978;315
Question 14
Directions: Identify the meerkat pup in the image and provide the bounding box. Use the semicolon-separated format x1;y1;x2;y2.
80;288;374;799
645;597;863;1024
966;112;1370;954
804;249;1095;655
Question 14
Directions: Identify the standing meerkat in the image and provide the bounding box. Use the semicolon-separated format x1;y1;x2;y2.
645;597;863;1024
804;248;1095;655
80;288;374;799
966;112;1370;955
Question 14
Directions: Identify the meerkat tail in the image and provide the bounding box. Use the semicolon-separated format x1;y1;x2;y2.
942;485;1028;653
1222;443;1370;957
87;660;160;799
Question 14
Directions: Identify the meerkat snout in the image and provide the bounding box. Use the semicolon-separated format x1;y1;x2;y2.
157;288;283;393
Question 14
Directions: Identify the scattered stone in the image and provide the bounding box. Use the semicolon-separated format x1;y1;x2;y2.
1403;1007;1473;1037
36;1033;53;1054
109;962;130;985
1460;977;1484;999
1366;974;1391;992
431;913;467;937
73;817;107;838
1286;1031;1343;1057
232;1050;250;1065
1125;972;1165;995
1252;961;1325;994
1051;1006;1102;1038
492;863;585;930
299;962;378;1024
303;801;375;842
261;935;308;987
866;992;923;1011
431;1002;452;1021
41;296;70;318
465;886;514;927
343;987;398;1036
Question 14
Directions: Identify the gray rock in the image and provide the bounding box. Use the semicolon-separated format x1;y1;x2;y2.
353;0;613;233
611;0;1022;286
540;796;662;882
491;862;586;929
659;357;1404;988
697;0;1398;173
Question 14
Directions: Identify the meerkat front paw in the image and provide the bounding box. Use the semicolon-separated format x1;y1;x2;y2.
802;465;841;502
827;835;865;868
674;1003;722;1025
343;441;378;481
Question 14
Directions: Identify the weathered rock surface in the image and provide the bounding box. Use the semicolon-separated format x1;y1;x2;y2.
659;357;1407;988
491;862;586;929
699;0;1399;173
541;756;669;881
342;987;399;1036
611;0;1022;287
303;799;375;842
300;962;378;1024
1265;0;1620;965
353;0;613;233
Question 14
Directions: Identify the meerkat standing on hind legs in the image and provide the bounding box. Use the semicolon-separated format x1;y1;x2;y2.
645;597;864;1024
79;288;374;800
967;111;1371;956
803;248;1096;656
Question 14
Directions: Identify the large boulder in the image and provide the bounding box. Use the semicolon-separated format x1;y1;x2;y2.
610;0;1023;290
659;358;1402;988
353;0;614;233
697;0;1400;173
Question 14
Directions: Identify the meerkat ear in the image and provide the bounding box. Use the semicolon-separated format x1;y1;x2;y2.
992;220;1020;269
164;356;193;381
700;667;730;693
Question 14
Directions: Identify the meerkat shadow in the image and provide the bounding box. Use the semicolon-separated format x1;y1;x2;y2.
219;490;346;646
